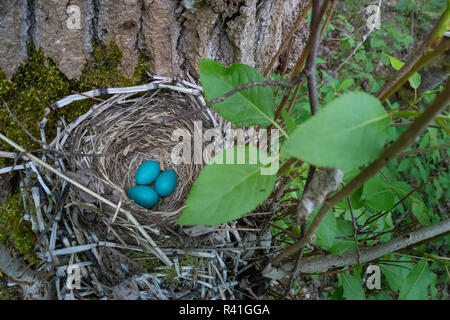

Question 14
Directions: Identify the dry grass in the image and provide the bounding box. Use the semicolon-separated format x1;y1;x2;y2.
65;90;216;224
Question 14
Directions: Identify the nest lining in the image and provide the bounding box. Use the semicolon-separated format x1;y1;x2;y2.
66;90;216;222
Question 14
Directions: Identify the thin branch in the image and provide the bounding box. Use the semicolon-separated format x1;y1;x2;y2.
346;187;361;265
290;218;450;273
285;0;325;296
399;142;450;157
305;0;323;115
273;80;450;264
263;0;312;77
274;37;295;99
377;9;450;102
319;0;338;39
274;0;330;119
332;0;382;77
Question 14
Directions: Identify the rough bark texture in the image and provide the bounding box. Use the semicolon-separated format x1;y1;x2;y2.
0;0;309;80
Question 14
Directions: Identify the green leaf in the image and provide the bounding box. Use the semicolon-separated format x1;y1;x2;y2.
399;261;437;300
380;262;403;292
327;239;356;255
362;177;395;211
389;181;431;226
281;109;297;135
338;78;355;91
341;273;366;300
315;211;337;248
412;201;431;226
389;55;405;71
409;72;421;89
282;92;390;171
177;145;277;226
199;58;274;127
388;55;421;89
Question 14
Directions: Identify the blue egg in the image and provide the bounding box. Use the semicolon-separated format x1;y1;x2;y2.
127;186;159;208
154;169;177;197
135;160;160;185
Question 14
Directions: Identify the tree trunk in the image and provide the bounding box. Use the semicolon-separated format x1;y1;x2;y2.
0;0;309;80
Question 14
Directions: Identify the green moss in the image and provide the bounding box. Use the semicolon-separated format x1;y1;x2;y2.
0;193;35;260
0;40;151;264
0;41;150;168
0;45;71;164
77;41;150;90
0;284;19;300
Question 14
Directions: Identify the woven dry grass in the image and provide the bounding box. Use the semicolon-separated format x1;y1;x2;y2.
0;76;283;300
64;90;218;225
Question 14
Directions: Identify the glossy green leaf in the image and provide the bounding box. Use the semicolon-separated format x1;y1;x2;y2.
283;92;390;171
362;177;395;211
399;260;436;300
199;58;274;127
177;146;277;226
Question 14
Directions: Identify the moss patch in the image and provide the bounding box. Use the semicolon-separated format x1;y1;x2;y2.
0;193;35;260
0;42;150;167
0;41;151;260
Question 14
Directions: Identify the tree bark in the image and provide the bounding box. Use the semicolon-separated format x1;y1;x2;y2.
0;0;310;80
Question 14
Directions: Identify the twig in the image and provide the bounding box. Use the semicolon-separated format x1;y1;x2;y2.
285;0;325;296
272;80;450;264
377;9;450;102
274;37;295;99
274;0;330;119
346;189;361;265
319;0;338;39
283;218;450;273
332;0;382;77
0;151;17;159
71;90;105;103
399;142;450;157
263;0;312;77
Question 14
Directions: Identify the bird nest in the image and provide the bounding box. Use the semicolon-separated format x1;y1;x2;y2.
1;75;280;300
65;90;214;224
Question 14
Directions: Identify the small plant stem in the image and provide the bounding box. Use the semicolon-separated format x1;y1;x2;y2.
272;80;450;265
399;142;450;157
346;187;361;265
392;111;450;121
285;1;325;295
